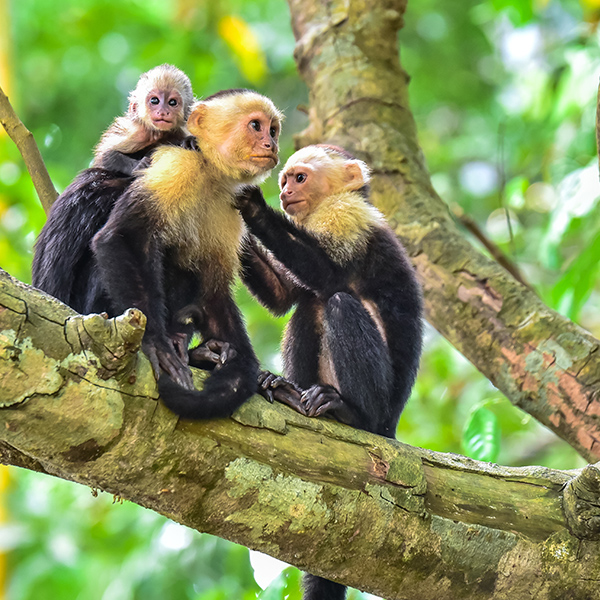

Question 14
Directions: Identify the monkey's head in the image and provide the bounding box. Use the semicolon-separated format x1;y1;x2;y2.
130;64;194;132
187;89;283;183
278;145;371;221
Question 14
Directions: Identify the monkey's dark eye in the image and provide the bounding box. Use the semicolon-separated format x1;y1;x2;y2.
250;120;261;131
270;126;277;138
150;97;160;105
168;98;178;106
296;173;307;183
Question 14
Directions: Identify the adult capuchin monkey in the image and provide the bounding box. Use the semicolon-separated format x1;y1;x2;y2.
91;89;283;419
32;64;196;309
236;145;423;600
92;63;196;175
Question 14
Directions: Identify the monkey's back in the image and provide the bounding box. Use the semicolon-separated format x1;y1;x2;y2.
32;169;132;312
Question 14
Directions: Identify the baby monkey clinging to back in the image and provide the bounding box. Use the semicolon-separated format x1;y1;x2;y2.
92;63;195;175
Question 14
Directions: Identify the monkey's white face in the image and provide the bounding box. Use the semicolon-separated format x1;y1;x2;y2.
144;88;185;131
279;161;330;220
223;111;280;175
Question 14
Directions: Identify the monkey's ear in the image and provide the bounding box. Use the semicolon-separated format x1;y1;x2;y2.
344;161;367;191
187;104;208;134
128;101;138;115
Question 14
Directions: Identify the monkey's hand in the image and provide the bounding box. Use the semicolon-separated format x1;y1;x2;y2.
234;185;266;218
181;135;199;151
170;332;190;365
144;340;194;390
133;155;153;173
301;384;345;418
258;371;305;411
189;339;237;371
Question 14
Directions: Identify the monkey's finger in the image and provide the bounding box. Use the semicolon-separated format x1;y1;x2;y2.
189;346;220;364
146;348;162;381
258;387;275;403
313;399;343;417
273;390;308;414
257;370;272;387
259;373;278;389
158;352;194;390
218;342;231;365
204;339;225;353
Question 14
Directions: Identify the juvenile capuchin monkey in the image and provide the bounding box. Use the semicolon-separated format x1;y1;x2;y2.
91;89;283;419
236;145;423;600
92;63;196;175
32;64;196;308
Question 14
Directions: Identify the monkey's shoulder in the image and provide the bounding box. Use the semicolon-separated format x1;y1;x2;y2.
140;147;206;207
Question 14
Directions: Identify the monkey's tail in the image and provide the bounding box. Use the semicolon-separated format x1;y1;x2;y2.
157;358;259;419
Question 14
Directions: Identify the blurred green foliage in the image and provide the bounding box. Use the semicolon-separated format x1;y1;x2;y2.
1;0;599;597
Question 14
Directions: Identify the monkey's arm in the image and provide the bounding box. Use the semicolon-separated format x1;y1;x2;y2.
240;236;300;315
92;192;193;388
99;151;143;176
236;187;346;294
98;134;198;177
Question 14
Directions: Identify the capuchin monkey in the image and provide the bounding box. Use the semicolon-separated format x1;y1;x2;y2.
236;145;423;600
91;89;283;419
92;64;196;175
32;64;196;308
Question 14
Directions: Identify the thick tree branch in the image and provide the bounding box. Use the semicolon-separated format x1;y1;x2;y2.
286;0;600;462
0;84;57;213
1;269;600;599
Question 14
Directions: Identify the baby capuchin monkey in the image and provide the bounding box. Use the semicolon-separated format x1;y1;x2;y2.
91;89;283;419
32;64;196;309
237;145;423;600
92;63;196;175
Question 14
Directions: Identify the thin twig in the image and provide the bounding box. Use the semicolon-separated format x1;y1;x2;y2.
0;84;57;214
452;205;531;290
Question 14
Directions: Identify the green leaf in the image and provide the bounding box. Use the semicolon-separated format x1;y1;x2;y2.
550;232;600;321
462;406;500;462
258;567;302;600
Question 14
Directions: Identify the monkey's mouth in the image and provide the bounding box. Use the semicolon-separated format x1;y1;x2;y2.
152;118;174;128
250;155;277;164
281;197;305;212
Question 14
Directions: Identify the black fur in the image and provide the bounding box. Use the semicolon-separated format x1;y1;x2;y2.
32;168;132;312
91;178;259;419
31;131;198;309
237;186;423;600
99;130;197;176
33;137;258;420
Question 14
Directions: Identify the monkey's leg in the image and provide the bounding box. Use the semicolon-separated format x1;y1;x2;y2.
93;196;193;389
305;292;393;434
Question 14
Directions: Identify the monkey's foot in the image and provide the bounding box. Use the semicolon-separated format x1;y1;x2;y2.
258;371;304;412
145;342;194;390
170;332;190;364
301;384;344;417
189;339;237;370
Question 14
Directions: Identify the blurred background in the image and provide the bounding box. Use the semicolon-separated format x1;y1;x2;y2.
1;0;599;597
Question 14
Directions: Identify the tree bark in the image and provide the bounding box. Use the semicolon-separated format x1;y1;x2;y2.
286;0;600;464
1;273;600;599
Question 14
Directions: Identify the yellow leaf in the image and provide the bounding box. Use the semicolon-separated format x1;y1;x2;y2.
218;15;267;85
580;0;600;9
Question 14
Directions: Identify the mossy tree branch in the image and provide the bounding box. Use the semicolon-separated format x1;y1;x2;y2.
286;0;600;463
0;268;600;599
0;84;57;213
